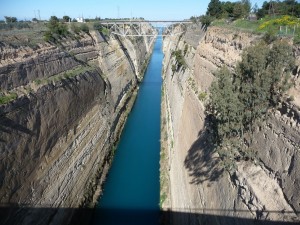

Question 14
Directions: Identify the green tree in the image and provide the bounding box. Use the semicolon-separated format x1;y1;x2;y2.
221;1;235;17
209;67;243;142
44;16;69;42
200;15;214;28
63;15;71;22
207;41;294;168
49;16;59;25
233;2;245;18
232;0;250;19
207;0;222;18
4;16;17;23
236;43;270;133
267;41;294;105
241;0;251;16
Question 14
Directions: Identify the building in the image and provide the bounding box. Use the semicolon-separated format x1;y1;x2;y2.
77;17;84;23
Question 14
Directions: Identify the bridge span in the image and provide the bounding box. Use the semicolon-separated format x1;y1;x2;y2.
99;20;193;37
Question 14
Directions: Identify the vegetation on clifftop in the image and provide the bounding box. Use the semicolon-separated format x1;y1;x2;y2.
199;0;300;43
206;40;295;171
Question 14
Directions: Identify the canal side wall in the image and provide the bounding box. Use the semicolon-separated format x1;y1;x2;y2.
161;25;300;224
0;25;154;225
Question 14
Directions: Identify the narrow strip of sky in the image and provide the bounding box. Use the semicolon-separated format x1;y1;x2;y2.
0;0;267;21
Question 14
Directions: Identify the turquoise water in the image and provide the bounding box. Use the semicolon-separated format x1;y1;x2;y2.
92;36;163;225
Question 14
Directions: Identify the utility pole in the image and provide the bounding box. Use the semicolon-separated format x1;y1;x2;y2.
38;10;41;21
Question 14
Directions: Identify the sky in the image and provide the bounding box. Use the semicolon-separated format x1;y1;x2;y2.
0;0;267;21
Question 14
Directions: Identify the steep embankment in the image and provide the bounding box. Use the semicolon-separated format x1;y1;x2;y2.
161;25;300;224
0;26;154;225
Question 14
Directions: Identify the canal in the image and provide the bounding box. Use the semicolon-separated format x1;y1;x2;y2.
92;35;163;225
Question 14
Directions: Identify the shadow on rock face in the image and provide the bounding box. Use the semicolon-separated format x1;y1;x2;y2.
184;115;224;185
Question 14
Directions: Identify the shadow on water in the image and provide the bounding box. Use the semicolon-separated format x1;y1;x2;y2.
0;205;298;225
184;116;223;185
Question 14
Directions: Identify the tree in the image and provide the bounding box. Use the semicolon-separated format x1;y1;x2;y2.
49;16;59;26
252;3;258;14
207;41;294;168
233;2;245;18
209;67;243;142
221;1;235;17
267;41;294;105
200;15;214;29
241;0;251;16
232;0;251;19
207;0;222;18
44;16;69;42
4;16;17;23
63;15;71;22
236;43;270;133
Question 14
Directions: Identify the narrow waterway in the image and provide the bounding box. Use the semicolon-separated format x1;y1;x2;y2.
92;35;163;225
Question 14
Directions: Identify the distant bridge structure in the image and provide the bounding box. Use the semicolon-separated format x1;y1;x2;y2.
99;20;193;37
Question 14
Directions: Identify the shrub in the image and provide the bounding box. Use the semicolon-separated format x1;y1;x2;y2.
200;15;214;28
184;44;188;56
44;16;69;42
80;23;89;33
171;64;177;72
71;23;81;34
93;22;102;30
263;29;277;44
0;92;18;105
172;50;186;69
198;92;207;101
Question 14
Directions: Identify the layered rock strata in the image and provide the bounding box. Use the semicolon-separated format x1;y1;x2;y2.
0;26;154;225
161;25;300;224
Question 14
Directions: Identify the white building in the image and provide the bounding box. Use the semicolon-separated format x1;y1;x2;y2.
77;17;84;23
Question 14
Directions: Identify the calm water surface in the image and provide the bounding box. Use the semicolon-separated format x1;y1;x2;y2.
92;35;163;225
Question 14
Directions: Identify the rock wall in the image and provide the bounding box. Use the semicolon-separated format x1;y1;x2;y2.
161;25;300;224
0;26;154;225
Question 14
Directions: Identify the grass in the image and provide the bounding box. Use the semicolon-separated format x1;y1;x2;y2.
212;16;300;44
0;65;98;106
159;192;167;208
212;16;300;37
0;92;18;105
0;22;47;47
212;18;264;34
33;66;93;86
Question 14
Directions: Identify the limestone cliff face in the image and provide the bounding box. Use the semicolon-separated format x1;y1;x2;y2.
161;26;300;224
0;27;154;225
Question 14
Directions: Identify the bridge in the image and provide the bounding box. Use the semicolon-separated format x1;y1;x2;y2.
99;20;193;37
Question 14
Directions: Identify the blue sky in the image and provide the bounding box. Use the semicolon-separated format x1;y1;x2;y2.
0;0;267;21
